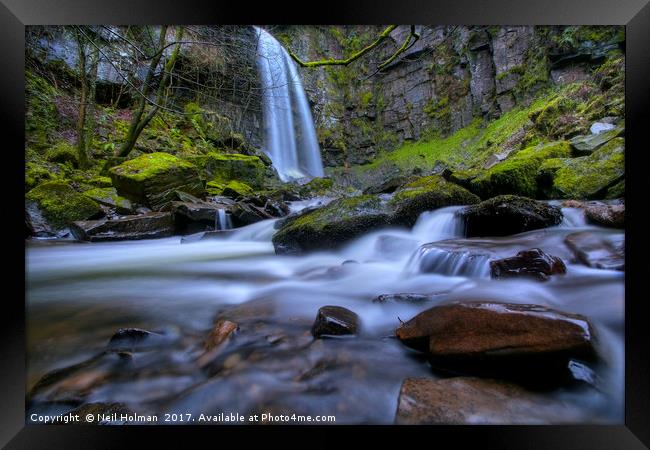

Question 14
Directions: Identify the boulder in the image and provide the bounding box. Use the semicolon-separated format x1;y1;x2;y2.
82;187;134;214
188;152;267;188
170;201;229;234
395;301;595;379
109;152;204;210
564;231;624;271
538;137;624;199
469;142;571;199
460;195;563;237
569;123;624;156
311;306;360;337
584;203;624;228
490;248;567;281
272;195;394;254
388;175;480;226
70;212;173;242
26;181;102;230
363;174;410;195
395;377;585;424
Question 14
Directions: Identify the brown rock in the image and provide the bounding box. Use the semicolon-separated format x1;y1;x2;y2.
395;377;585;424
584;203;624;228
197;320;238;368
490;248;567;281
395;301;595;363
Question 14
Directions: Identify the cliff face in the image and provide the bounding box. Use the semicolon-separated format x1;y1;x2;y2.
277;25;623;168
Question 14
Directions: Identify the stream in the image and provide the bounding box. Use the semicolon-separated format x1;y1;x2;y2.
25;202;624;424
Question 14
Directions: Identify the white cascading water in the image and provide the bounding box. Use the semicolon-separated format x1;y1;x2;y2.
255;27;324;181
215;209;232;231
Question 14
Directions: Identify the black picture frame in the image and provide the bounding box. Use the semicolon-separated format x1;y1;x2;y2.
3;0;649;447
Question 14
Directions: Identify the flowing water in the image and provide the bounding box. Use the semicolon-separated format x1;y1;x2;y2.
25;204;624;424
255;27;324;181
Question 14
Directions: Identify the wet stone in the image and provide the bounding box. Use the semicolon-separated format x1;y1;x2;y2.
490;248;567;281
311;306;360;338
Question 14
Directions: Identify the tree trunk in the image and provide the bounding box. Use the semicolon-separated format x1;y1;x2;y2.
84;43;100;159
75;29;90;168
117;25;183;158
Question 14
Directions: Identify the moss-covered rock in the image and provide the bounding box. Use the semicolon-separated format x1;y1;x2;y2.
188;152;267;188
298;177;334;197
221;181;254;199
538;137;624;199
389;176;480;225
26;181;102;229
460;195;563;237
469;141;571;199
109;152;204;210
25;161;62;192
45;141;78;167
272;195;393;254
83;187;134;214
569;123;624;156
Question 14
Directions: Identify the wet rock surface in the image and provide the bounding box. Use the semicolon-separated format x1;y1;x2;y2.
395;377;585;424
395;301;595;381
564;231;624;270
584;203;624;228
490;248;567;281
460;195;563;237
70;212;173;242
311;306;360;337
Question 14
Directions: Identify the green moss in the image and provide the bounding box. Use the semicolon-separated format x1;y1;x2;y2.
389;175;480;224
188;151;267;187
540;137;624;199
82;187;132;212
25;70;60;147
109;152;196;182
25;161;63;192
45;141;78;167
26;181;102;229
299;177;334;196
220;180;254;198
470;141;571;198
89;176;113;187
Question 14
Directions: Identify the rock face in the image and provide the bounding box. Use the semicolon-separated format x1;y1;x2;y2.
538;137;624;199
460;195;563;237
26;181;103;230
70;212;173;242
565;231;624;271
584;203;624;228
388;176;480;226
311;306;360;337
395;301;595;379
490;248;567;281
171;201;223;234
395;377;585;424
109;152;204;210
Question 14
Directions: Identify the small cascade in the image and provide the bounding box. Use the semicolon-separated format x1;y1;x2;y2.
254;27;324;181
215;209;233;231
560;207;587;227
411;206;465;242
405;244;492;278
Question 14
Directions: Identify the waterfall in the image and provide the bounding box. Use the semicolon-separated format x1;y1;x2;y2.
215;209;232;231
254;27;324;181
